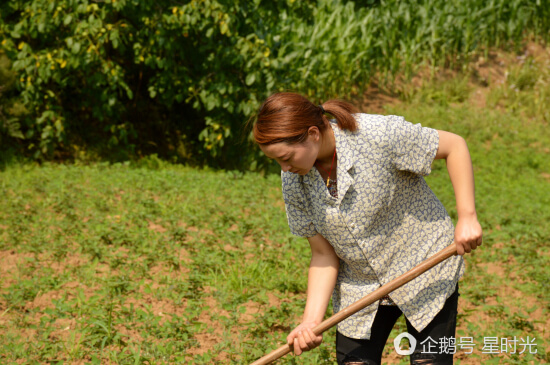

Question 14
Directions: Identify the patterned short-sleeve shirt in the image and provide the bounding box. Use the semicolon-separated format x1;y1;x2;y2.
282;114;464;339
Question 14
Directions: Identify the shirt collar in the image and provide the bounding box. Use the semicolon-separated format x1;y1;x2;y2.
330;121;356;175
303;121;356;205
331;122;356;204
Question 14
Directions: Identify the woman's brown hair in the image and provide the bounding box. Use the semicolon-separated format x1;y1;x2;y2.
253;92;358;145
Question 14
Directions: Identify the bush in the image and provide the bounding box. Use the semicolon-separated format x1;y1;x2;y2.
0;0;549;168
0;51;22;139
0;0;305;167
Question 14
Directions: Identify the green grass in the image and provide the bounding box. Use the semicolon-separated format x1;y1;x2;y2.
1;58;549;364
0;162;316;363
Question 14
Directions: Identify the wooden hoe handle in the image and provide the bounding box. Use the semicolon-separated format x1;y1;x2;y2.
250;244;458;365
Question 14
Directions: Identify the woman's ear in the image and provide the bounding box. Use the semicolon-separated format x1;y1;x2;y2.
307;126;321;142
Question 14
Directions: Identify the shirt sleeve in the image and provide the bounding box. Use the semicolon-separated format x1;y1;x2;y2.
385;115;439;176
281;171;317;238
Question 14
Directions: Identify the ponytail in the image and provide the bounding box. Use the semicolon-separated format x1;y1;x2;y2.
321;99;358;132
253;92;358;145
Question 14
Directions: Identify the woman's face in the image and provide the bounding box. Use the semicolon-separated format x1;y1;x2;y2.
260;128;320;175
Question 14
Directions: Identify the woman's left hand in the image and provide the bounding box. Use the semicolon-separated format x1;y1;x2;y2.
454;215;482;255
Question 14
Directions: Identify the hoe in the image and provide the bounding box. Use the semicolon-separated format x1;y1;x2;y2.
250;244;458;365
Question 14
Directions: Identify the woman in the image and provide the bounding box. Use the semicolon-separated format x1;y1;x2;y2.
253;92;482;365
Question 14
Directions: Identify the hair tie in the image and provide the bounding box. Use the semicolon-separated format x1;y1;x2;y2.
318;105;325;114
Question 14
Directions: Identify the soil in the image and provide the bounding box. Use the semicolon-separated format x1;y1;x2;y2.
358;41;550;114
2;42;549;364
184;42;550;363
2;237;547;364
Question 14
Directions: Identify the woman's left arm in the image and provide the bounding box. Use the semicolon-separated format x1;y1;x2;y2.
435;130;483;255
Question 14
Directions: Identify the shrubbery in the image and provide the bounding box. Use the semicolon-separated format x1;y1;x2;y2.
1;0;549;168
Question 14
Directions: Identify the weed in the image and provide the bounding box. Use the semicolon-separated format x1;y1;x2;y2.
1;61;549;364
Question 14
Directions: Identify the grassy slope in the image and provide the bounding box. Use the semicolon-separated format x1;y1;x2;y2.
1;54;549;364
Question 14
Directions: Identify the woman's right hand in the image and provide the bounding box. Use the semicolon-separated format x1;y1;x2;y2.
286;234;338;356
287;321;323;356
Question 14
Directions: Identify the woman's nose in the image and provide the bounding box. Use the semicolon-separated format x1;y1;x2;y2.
281;163;291;172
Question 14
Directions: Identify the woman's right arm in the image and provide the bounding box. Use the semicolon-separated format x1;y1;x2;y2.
287;233;340;355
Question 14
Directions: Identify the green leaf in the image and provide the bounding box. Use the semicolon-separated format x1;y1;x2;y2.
64;15;73;26
245;73;255;86
205;96;215;111
71;42;81;54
